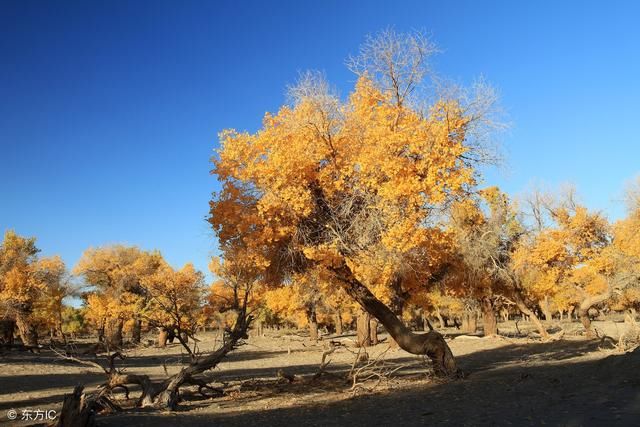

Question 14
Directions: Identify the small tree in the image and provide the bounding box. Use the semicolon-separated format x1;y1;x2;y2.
140;262;205;355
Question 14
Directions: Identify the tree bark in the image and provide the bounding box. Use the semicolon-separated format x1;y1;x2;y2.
332;264;458;376
356;310;371;347
333;312;343;335
481;297;498;336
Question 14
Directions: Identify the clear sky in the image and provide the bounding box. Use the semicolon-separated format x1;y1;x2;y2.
1;0;639;281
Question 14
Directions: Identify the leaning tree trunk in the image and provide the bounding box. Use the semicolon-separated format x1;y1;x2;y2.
513;289;549;339
481;297;498;336
152;313;252;409
332;263;458;376
15;310;38;347
579;287;611;339
60;312;254;418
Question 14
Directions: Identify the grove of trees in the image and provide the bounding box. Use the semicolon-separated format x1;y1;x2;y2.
1;30;639;422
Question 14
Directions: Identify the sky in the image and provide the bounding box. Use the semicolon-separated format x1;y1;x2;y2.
1;0;639;282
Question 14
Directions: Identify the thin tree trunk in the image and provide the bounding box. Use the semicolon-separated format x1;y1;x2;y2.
332;263;458;376
254;320;264;337
333;312;343;335
307;307;318;341
481;297;497;336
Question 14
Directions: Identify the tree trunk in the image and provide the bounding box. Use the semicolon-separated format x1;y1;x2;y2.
307;307;318;341
356;310;371;347
369;317;379;345
152;314;252;409
56;385;95;427
579;287;612;338
542;296;553;322
97;319;105;343
513;289;548;339
15;310;38;347
435;307;445;329
333;264;458;376
254;320;264;337
462;311;477;334
422;314;430;332
158;329;168;347
333;312;343;335
132;320;142;344
481;297;498;336
106;319;124;348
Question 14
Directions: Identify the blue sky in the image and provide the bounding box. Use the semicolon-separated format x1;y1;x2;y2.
1;0;639;281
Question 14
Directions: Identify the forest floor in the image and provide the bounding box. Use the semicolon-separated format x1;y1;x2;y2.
1;320;639;426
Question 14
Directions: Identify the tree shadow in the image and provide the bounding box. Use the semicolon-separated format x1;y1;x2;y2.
96;342;640;427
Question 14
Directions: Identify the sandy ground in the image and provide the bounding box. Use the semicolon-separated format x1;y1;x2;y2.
1;321;639;426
